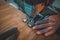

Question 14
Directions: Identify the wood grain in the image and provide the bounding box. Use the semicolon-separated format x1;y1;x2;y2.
0;0;60;40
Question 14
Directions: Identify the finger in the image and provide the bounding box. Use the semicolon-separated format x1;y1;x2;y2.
32;24;48;30
48;22;59;28
49;21;60;28
45;29;55;36
36;27;53;35
48;22;56;26
35;18;48;25
48;15;58;23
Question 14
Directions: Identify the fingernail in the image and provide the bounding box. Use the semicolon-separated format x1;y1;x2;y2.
36;31;41;34
49;27;53;29
32;27;36;29
45;34;48;36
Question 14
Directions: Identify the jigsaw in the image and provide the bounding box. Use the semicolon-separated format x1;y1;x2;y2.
11;0;55;27
18;0;55;27
7;0;58;27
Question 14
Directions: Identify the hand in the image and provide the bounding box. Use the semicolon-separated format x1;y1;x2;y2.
32;15;60;36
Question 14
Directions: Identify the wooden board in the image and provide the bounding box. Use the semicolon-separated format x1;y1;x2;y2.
0;0;60;40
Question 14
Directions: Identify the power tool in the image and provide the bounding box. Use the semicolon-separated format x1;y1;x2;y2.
11;0;55;27
18;0;55;27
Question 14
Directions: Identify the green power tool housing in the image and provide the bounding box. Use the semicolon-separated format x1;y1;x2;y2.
14;0;54;27
17;0;55;27
6;0;55;27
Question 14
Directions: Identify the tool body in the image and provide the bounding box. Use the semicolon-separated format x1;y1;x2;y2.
17;0;55;27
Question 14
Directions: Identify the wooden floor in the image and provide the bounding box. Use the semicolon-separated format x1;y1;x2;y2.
0;0;60;40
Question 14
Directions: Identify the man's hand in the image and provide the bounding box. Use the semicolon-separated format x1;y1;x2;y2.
32;15;60;36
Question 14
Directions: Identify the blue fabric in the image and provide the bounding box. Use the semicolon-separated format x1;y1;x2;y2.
49;0;60;14
24;3;32;17
52;0;60;9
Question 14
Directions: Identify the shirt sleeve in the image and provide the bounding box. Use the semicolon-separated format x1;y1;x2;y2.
49;0;60;14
